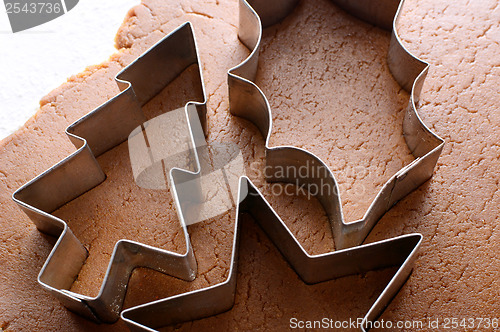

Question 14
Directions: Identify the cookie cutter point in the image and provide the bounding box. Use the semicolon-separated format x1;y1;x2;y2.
13;0;442;330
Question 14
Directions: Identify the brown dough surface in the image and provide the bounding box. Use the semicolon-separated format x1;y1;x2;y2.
1;0;499;331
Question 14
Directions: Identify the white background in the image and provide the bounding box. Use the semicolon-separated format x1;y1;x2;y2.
0;0;139;140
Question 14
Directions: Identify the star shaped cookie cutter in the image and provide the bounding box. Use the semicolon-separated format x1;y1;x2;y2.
11;0;444;330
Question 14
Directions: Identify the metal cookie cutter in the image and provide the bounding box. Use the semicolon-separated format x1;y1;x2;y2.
231;0;445;250
12;0;443;331
121;0;443;331
12;23;207;323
